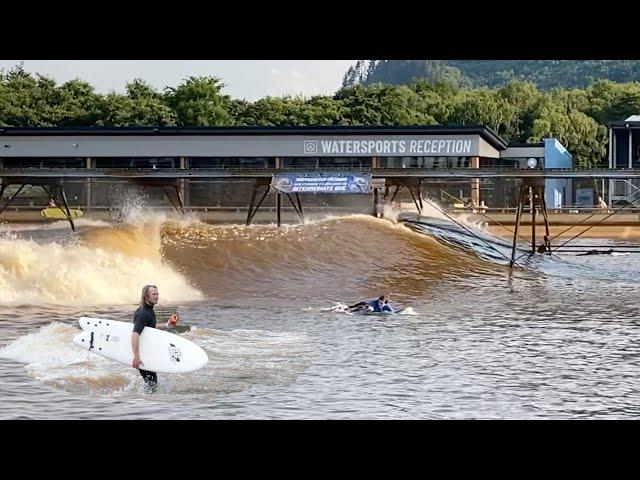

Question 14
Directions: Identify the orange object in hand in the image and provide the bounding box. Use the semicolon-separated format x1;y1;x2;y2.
168;313;179;325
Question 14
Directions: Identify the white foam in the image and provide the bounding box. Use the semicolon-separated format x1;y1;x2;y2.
0;322;140;394
398;306;418;315
0;234;203;306
1;321;315;398
0;322;84;365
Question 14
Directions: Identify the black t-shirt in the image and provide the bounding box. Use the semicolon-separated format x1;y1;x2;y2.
133;303;157;334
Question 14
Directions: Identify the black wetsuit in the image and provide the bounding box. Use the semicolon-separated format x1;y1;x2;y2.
133;303;157;392
577;249;614;256
347;301;370;312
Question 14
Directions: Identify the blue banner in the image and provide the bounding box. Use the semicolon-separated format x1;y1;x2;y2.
271;173;372;194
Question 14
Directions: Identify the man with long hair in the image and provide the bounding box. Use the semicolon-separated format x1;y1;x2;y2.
131;284;179;393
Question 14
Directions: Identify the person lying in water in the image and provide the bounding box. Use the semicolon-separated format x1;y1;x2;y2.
381;299;395;313
577;248;615;256
348;295;395;313
345;301;373;313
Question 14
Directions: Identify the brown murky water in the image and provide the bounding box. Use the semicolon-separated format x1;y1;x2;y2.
2;211;640;419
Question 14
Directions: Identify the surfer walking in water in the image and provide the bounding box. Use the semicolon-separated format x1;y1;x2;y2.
131;284;179;393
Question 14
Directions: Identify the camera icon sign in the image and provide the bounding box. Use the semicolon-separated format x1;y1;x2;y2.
304;140;318;154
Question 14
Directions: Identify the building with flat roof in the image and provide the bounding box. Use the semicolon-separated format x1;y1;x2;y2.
609;116;640;205
0;126;571;210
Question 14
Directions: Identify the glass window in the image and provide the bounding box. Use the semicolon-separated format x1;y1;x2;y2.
280;157;367;169
94;157;178;168
632;130;640;168
615;131;629;169
497;157;544;168
380;156;472;168
188;157;276;169
3;157;86;168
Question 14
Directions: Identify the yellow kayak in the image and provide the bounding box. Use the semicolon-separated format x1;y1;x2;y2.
41;207;84;219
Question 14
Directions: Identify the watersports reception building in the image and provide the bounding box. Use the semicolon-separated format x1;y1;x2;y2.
0;126;572;209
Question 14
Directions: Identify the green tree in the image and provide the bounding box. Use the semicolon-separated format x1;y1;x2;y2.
586;80;640;124
335;83;435;125
529;98;607;168
351;60;640;90
164;76;232;126
232;96;305;126
448;88;511;136
94;80;176;126
410;79;463;124
298;96;348;125
53;79;103;126
0;65;60;126
496;81;541;139
228;99;253;125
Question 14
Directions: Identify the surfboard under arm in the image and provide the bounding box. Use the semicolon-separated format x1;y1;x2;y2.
73;317;208;374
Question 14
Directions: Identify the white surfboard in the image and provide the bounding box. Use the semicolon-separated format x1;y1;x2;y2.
73;316;208;374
